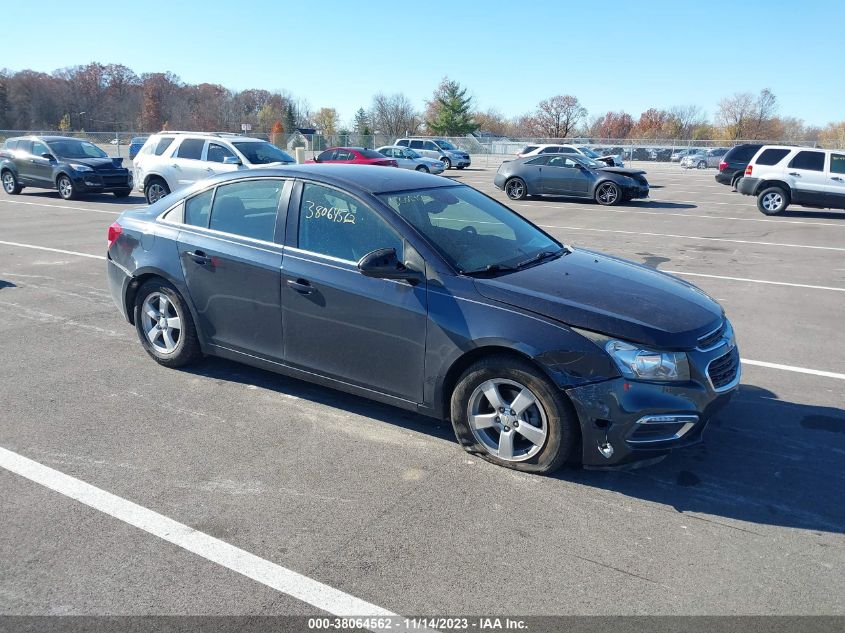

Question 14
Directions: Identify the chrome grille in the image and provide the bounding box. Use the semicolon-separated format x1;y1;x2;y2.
697;321;726;350
707;347;740;390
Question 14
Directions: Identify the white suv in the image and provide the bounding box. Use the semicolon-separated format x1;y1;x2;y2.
737;145;845;215
517;144;624;167
133;132;295;203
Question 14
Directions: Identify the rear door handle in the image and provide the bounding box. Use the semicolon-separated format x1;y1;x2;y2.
186;250;212;265
286;278;313;294
832;177;843;182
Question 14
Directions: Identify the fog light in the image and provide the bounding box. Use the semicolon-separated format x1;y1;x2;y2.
598;443;614;459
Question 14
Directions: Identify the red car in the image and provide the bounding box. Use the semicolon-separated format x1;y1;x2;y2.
308;146;398;167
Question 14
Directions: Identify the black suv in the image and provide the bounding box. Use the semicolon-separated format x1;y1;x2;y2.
0;136;132;200
715;143;763;189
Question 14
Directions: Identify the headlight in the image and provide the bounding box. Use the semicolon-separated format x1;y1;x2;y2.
604;340;690;381
69;163;93;172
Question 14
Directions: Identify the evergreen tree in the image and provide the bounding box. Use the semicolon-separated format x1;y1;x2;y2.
353;107;370;133
426;78;477;136
282;103;297;136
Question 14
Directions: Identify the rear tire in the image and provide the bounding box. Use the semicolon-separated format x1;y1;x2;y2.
2;170;22;195
57;174;77;200
415;165;429;173
144;178;170;204
697;160;707;169
757;186;790;215
133;279;202;368
456;165;465;170
505;177;528;200
450;355;578;474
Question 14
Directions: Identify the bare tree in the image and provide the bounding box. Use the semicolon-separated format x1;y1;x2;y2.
370;92;420;138
665;105;706;139
717;89;778;140
533;95;586;138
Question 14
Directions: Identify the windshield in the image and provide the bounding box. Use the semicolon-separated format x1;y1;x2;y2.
435;140;456;150
45;140;108;159
379;186;562;274
578;147;600;158
232;141;294;165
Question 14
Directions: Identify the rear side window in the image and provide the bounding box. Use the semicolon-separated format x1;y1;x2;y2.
788;151;825;172
175;138;204;160
396;140;409;147
525;156;549;165
831;154;845;175
359;149;385;159
540;146;561;154
756;148;790;166
5;140;19;150
185;189;214;228
208;180;283;242
154;137;175;156
521;146;538;154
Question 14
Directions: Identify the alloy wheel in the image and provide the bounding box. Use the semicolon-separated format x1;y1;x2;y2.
506;179;525;199
2;172;14;193
596;182;618;205
141;292;183;354
147;182;167;203
58;176;73;199
761;192;783;212
466;378;548;462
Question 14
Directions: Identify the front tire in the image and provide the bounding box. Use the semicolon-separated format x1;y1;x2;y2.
2;170;22;195
133;280;202;368
757;186;790;215
144;178;170;204
697;160;707;169
595;181;621;206
505;177;528;200
415;165;429;173
57;174;77;200
113;188;132;198
441;157;452;170
450;356;578;474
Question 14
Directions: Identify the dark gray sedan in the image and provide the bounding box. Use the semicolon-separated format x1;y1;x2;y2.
494;154;649;205
107;165;738;473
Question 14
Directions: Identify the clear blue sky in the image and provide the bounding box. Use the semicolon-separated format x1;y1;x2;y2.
4;0;841;126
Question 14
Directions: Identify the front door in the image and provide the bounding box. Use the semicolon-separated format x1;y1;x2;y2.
282;181;427;402
544;155;591;196
176;178;288;359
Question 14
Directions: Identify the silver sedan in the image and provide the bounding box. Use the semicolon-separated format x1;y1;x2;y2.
377;146;445;174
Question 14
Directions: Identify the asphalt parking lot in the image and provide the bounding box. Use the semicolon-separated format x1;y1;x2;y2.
0;162;843;620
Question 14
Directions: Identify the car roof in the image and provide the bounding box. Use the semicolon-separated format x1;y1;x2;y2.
11;135;90;142
152;132;265;143
191;164;456;195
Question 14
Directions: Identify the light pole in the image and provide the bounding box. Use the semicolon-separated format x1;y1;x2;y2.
77;112;86;135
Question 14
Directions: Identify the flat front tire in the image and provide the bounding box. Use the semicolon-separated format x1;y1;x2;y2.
450;356;579;474
757;186;789;215
134;280;202;368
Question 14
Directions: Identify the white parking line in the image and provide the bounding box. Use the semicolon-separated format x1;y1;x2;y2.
741;360;845;381
664;270;845;292
0;240;106;260
537;225;845;252
0;199;123;215
0;446;397;619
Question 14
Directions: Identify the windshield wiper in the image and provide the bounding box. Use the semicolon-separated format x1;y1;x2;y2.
514;248;568;270
461;262;519;276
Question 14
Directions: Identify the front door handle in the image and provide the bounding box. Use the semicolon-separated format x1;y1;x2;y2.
788;172;801;176
186;250;212;265
286;278;313;294
832;177;844;182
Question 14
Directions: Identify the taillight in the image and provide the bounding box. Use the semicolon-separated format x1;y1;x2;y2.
745;165;753;176
107;222;122;248
718;161;727;171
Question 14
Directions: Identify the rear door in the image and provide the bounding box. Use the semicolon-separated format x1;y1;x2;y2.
786;150;829;205
175;178;290;359
828;152;845;208
27;140;55;187
170;138;209;187
12;141;36;185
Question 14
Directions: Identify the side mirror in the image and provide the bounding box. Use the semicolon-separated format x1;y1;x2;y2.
357;248;421;283
222;156;242;165
41;153;56;161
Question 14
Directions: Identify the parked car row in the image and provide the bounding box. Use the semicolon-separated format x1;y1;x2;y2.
680;148;728;169
517;144;624;167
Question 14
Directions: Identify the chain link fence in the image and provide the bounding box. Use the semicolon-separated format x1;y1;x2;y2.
0;130;836;167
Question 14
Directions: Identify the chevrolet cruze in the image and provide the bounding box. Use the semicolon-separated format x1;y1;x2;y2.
107;165;739;472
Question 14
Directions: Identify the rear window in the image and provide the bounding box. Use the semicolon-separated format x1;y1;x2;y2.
175;138;205;160
755;148;790;166
154;136;175;156
725;145;761;162
4;140;19;150
358;149;385;159
520;146;538;154
788;151;825;171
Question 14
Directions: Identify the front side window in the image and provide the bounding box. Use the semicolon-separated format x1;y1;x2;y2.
540;146;561;154
175;138;205;160
380;148;395;158
525;156;549;165
423;141;438;151
232;141;294;165
208;179;283;241
154;137;175;156
185;189;214;228
547;156;582;169
396;140;409;147
298;183;403;262
409;140;424;149
788;151;825;172
206;142;236;163
380;186;561;274
831;154;845;175
334;150;355;161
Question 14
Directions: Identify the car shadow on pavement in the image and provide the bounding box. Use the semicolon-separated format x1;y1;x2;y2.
563;383;845;534
627;200;697;209
18;191;147;205
777;209;845;221
518;197;697;210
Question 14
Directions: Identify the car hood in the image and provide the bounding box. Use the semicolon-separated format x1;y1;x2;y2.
599;166;646;177
61;156;126;171
472;249;722;349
